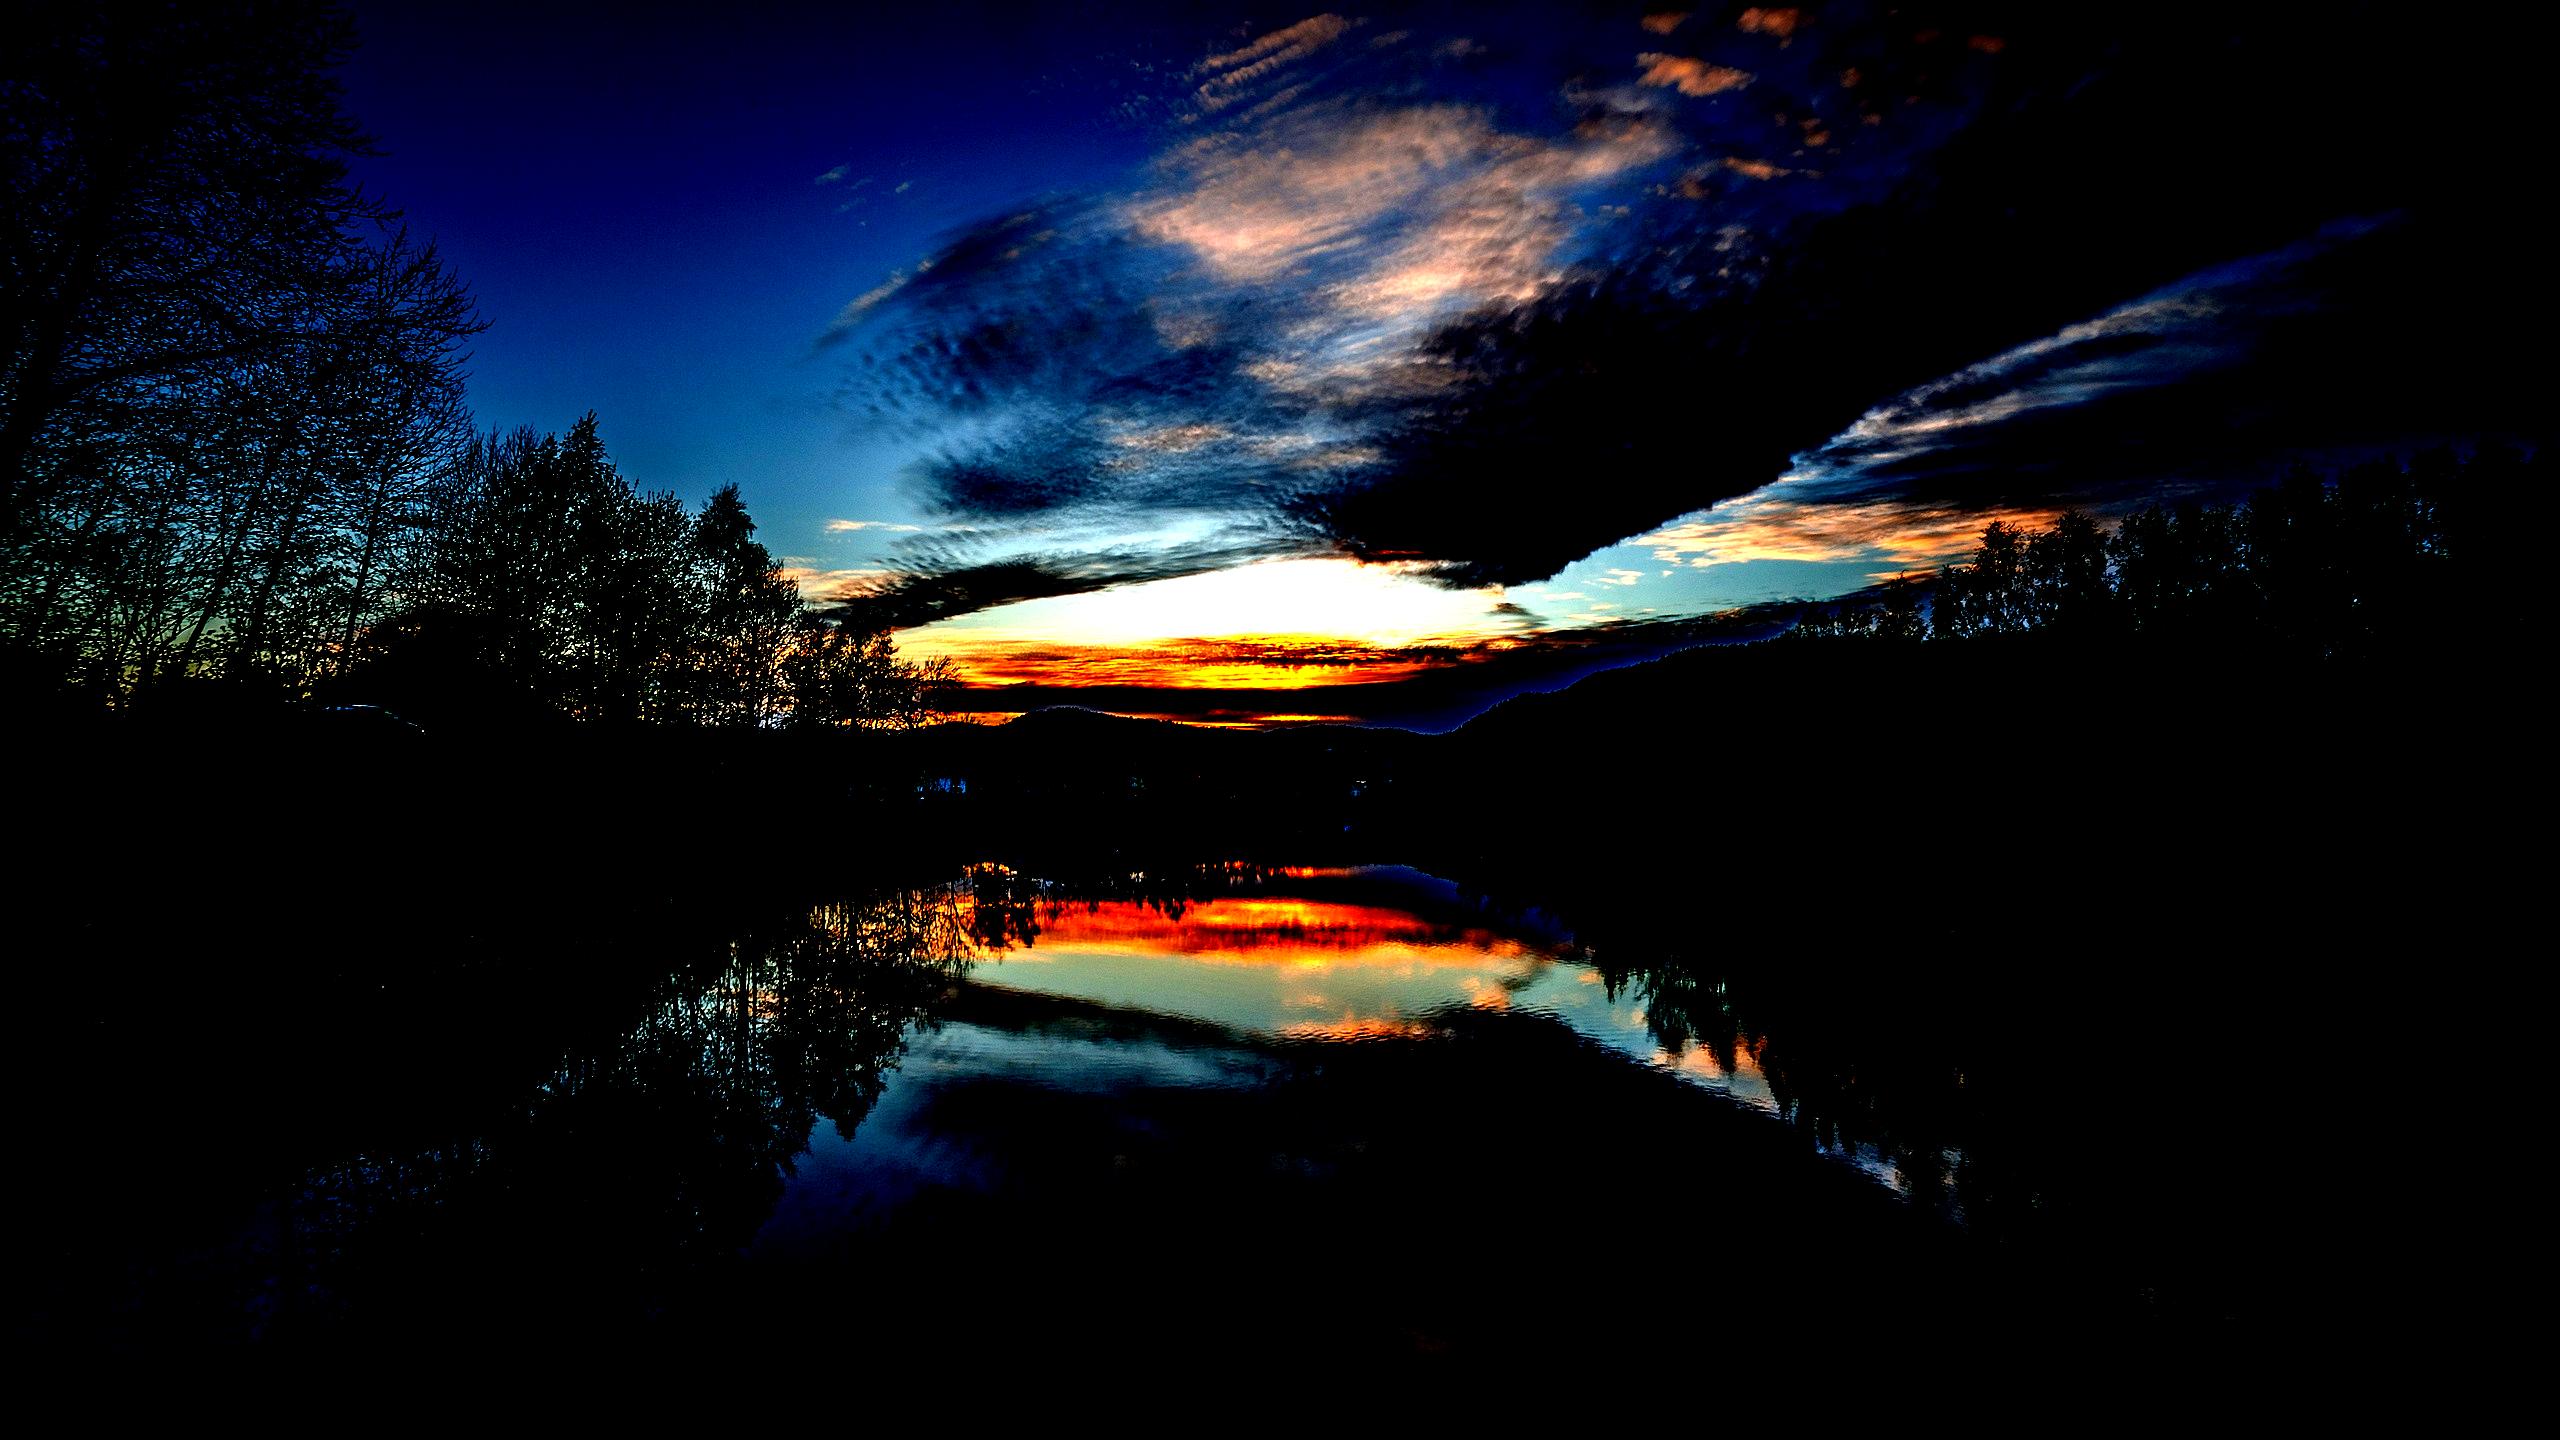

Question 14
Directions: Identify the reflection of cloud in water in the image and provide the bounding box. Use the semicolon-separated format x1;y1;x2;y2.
970;882;1795;1112
755;1021;1276;1256
757;867;1945;1254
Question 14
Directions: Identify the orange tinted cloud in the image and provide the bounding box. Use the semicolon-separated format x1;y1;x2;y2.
1132;104;1669;322
1638;498;2066;569
1132;107;1482;281
817;271;910;343
1639;10;1692;35
1736;8;1802;39
1106;421;1230;452
1199;13;1351;75
1635;53;1755;96
1193;14;1353;111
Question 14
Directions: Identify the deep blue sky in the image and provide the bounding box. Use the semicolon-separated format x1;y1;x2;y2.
340;4;1169;543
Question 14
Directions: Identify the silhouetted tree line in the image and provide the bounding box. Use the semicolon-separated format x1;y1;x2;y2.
3;1;946;727
1790;445;2540;655
367;413;952;727
2;3;476;695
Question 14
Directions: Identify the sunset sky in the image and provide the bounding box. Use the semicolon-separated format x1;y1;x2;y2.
339;2;2534;723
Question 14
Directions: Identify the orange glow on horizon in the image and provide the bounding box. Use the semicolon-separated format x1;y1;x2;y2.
909;630;1483;690
879;499;2043;703
891;557;1529;687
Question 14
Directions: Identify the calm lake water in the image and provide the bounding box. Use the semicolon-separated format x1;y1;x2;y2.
17;856;2325;1365
767;862;1919;1251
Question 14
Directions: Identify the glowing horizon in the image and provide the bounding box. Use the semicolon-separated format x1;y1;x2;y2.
880;489;2039;698
898;556;1528;688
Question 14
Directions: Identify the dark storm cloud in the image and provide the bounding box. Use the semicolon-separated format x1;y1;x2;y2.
1307;8;2546;586
1773;212;2550;520
825;3;2545;618
818;533;1322;630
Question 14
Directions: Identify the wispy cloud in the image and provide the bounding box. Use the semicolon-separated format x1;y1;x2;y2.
1130;102;1673;334
824;518;924;533
1196;15;1351;79
1639;498;2063;569
818;535;1327;631
815;271;911;347
1107;422;1230;453
780;565;895;602
1192;14;1355;113
1717;156;1790;180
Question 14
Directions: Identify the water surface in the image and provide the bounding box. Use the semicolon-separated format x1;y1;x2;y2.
16;856;2264;1363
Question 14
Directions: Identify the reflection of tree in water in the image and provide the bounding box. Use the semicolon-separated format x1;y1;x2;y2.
969;855;2040;1237
1586;951;2027;1230
1580;935;2329;1324
962;858;1308;952
975;855;2022;1227
274;881;979;1343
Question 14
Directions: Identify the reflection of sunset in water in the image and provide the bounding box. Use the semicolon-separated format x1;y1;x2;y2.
951;882;1777;1122
1020;898;1536;964
776;865;1876;1271
967;895;1553;1040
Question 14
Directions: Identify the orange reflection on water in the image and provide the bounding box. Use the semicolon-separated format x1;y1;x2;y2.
1031;897;1534;966
1652;1037;1766;1084
967;894;1557;1040
1280;1016;1438;1041
1113;712;1364;729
